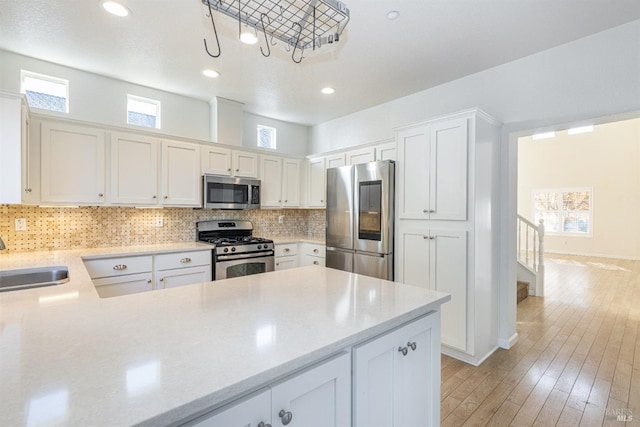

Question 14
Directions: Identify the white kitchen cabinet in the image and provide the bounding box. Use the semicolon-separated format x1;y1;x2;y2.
40;121;106;205
233;150;259;178
346;147;375;165
201;146;259;178
299;243;325;267
109;132;159;205
154;250;211;289
376;141;396;161
275;243;298;271
92;273;154;298
306;157;325;207
398;227;468;351
271;352;351;427
397;117;468;220
190;353;350;427
353;313;440;427
189;388;271;427
0;91;31;204
325;153;346;169
161;139;201;207
260;155;301;208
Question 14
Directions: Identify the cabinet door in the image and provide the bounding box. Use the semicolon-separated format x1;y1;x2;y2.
92;273;153;298
307;157;325;207
233;150;259;178
398;227;431;288
156;265;211;289
354;314;440;427
376;142;396;161
189;388;271;427
275;256;298;271
161;139;201;206
325;153;346;169
397;126;430;219
271;352;350;427
260;155;282;207
431;229;468;351
346;147;375;165
109;132;159;205
41;122;105;204
429;118;468;220
201;146;232;176
282;158;301;207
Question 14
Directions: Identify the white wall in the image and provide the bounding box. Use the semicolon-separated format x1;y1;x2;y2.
518;119;640;259
0;50;211;141
243;112;309;156
310;20;640;349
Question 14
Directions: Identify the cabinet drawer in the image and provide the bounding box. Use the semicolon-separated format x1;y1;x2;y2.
301;243;325;258
275;243;298;257
301;254;325;267
92;272;153;298
84;256;152;278
275;255;298;271
155;250;211;270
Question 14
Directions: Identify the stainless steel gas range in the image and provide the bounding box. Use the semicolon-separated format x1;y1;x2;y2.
196;220;274;280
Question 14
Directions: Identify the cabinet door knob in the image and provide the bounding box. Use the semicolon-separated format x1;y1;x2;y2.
429;209;435;213
398;346;408;356
278;200;281;203
164;196;168;199
25;188;32;193
284;248;290;252
159;277;164;282
320;199;323;203
278;410;293;425
313;248;319;253
423;236;429;240
152;195;157;199
257;422;271;427
147;279;152;284
113;264;127;271
236;168;239;172
423;209;428;214
227;168;231;172
407;341;417;351
98;193;104;197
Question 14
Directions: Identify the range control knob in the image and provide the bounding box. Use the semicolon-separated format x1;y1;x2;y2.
231;247;236;252
264;243;270;249
223;248;229;253
257;244;262;250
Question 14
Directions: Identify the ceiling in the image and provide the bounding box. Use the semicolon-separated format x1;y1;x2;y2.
1;1;639;126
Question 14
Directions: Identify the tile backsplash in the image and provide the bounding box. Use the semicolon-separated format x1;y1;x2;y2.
0;205;326;254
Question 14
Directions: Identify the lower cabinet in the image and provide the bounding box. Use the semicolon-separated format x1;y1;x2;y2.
299;243;325;267
188;352;351;427
275;243;298;271
353;313;441;427
154;251;211;289
92;272;153;298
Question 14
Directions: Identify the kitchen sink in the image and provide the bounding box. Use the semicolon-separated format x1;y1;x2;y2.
0;266;69;292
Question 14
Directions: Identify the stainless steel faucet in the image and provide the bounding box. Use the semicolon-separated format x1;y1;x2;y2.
0;236;5;250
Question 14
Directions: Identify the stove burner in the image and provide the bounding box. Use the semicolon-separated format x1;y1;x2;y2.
206;236;272;246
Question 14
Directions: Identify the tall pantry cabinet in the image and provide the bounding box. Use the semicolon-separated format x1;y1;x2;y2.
395;108;500;366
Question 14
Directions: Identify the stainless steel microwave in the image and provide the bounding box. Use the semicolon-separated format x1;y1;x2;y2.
203;175;260;209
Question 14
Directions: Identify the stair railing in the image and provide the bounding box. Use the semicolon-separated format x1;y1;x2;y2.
517;215;545;295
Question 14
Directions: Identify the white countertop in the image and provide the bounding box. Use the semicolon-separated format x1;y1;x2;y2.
0;244;449;426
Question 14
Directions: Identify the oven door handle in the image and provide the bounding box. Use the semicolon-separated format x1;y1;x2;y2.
216;251;274;262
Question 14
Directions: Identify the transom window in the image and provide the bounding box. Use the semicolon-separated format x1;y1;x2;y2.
20;70;69;113
257;125;276;149
533;188;592;235
127;95;161;129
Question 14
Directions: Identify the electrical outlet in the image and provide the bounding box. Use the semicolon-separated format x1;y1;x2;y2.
15;218;27;231
278;215;284;224
155;217;164;227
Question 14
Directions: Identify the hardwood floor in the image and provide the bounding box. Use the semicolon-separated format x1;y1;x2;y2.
441;254;639;426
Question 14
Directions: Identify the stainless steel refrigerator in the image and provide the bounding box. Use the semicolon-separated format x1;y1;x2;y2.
325;160;395;280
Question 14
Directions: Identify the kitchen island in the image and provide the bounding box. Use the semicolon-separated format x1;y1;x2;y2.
0;245;449;426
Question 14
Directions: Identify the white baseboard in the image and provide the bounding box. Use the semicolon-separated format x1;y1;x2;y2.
545;249;640;261
498;333;518;350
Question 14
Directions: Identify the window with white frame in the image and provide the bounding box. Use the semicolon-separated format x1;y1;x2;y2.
532;188;592;235
257;124;276;149
20;70;69;113
127;95;161;129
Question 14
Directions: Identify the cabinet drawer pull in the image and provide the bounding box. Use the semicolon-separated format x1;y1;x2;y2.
113;264;127;271
278;410;293;425
313;260;319;265
313;248;319;253
398;346;408;356
407;341;417;351
284;248;290;252
180;257;191;263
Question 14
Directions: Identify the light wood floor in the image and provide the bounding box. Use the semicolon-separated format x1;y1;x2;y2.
441;254;639;426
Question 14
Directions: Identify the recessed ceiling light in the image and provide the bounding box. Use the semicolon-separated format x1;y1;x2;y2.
102;0;130;17
387;10;400;20
321;87;335;95
202;69;220;78
240;30;258;45
532;131;556;140
568;125;594;135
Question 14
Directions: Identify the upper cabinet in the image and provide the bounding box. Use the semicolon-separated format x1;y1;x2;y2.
307;157;325;207
109;132;159;205
161;139;201;206
397;117;468;220
260;155;301;208
325;153;346;169
40;122;106;205
201;145;259;178
346;147;375;165
0;91;30;204
375;141;396;161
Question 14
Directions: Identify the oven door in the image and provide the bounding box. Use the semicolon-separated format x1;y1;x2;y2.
214;253;274;280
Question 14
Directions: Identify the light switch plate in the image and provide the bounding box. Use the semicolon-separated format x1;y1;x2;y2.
15;218;27;231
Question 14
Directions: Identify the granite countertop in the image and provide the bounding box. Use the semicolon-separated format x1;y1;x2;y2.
0;243;448;426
